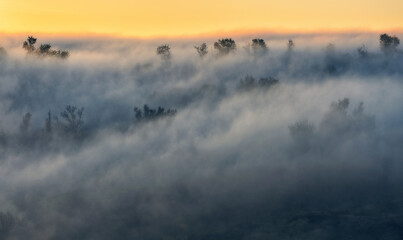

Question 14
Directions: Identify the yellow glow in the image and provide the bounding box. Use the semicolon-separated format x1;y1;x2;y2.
1;0;403;37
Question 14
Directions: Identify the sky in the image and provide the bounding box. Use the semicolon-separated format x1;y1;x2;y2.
1;0;403;37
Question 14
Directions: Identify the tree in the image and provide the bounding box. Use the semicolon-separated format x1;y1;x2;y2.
357;45;369;58
157;45;171;60
288;120;315;153
45;110;52;134
251;38;268;54
287;39;295;51
58;50;70;59
19;112;32;134
284;39;295;65
258;77;279;88
214;38;236;55
22;36;37;53
324;43;337;74
134;105;176;122
289;120;315;138
330;98;349;113
22;36;69;59
239;75;256;91
320;98;375;135
195;43;208;57
60;105;84;135
39;44;69;58
239;75;279;91
380;33;400;54
39;44;52;54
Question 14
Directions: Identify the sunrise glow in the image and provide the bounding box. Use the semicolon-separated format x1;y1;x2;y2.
1;0;402;37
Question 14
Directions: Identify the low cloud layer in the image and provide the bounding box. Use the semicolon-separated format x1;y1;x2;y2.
0;33;403;239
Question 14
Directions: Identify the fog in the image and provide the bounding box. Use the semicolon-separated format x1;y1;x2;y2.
0;33;403;239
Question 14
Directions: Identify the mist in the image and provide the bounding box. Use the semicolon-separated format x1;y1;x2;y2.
0;33;403;239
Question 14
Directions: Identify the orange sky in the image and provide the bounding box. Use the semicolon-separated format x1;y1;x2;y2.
1;0;402;37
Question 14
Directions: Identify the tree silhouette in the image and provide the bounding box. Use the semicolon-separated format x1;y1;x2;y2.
39;44;52;54
239;75;256;91
289;120;315;138
258;77;279;88
284;39;295;65
380;33;400;54
19;112;32;134
287;39;295;51
330;98;349;113
324;43;337;74
22;36;69;59
60;105;84;135
38;43;54;57
214;38;236;55
195;43;208;57
45;110;52;134
288;120;315;152
251;38;268;54
239;75;279;91
320;98;375;134
134;105;176;122
319;98;350;134
22;36;37;53
157;45;171;60
59;50;70;59
357;45;369;58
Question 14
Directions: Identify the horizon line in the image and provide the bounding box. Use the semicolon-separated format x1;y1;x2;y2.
1;27;403;40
